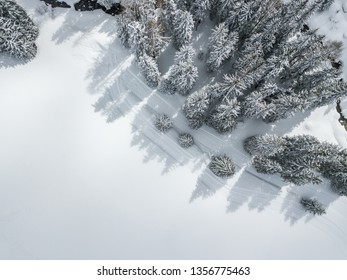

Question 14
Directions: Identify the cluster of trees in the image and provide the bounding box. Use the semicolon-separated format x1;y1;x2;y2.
115;0;166;86
115;1;345;133
181;0;345;132
0;0;39;59
244;134;347;196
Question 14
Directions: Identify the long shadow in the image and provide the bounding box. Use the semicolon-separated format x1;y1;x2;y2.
226;166;285;213
52;7;117;45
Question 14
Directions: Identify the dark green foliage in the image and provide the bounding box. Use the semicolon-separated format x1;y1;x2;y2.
209;155;236;177
300;198;326;215
0;0;39;59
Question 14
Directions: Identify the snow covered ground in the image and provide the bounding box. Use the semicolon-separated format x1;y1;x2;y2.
0;1;347;259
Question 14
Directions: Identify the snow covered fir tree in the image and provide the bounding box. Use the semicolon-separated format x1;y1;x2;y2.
244;134;347;196
0;0;39;59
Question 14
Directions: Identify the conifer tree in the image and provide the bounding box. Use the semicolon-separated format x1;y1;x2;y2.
190;0;210;27
206;23;238;71
171;10;194;50
244;134;287;157
182;90;211;129
252;155;282;174
300;198;326;215
138;54;160;87
0;0;39;59
158;45;198;95
318;0;334;12
165;0;178;33
206;97;241;133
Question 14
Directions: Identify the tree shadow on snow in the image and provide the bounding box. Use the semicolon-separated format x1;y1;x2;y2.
51;7;117;45
226;166;285;213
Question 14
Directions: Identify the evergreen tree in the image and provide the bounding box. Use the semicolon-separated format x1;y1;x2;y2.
158;45;198;95
206;97;241;133
0;0;39;59
244;134;287;157
209;155;236;177
190;0;210;27
138;54;160;87
178;133;194;148
247;134;347;195
318;0;334;12
206;23;238;71
252;155;282;174
182;89;211;129
300;198;326;215
165;0;178;33
154;114;173;132
97;0;118;9
172;10;194;50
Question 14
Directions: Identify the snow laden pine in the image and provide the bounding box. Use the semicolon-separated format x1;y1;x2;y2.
172;9;194;50
138;54;160;87
206;23;238;72
0;0;39;59
178;133;194;148
209;155;236;178
154;114;173;133
180;0;345;133
244;134;347;196
158;45;198;95
300;198;326;215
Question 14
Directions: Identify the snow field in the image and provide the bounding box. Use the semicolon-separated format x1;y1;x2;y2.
0;0;347;259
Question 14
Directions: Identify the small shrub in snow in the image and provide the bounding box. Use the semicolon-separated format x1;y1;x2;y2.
209;155;235;178
154;114;173;133
300;198;326;215
178;133;194;148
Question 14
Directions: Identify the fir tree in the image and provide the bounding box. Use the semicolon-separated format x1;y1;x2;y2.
206;23;238;71
206;97;241;133
138;54;160;87
182;89;211;129
154;114;173;132
190;0;210;27
0;0;39;59
178;133;194;148
244;134;287;157
300;198;326;215
165;0;178;33
252;155;282;174
209;155;236;177
171;10;194;50
158;45;198;95
318;0;334;12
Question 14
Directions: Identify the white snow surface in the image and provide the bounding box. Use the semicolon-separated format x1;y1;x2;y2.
0;1;347;259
